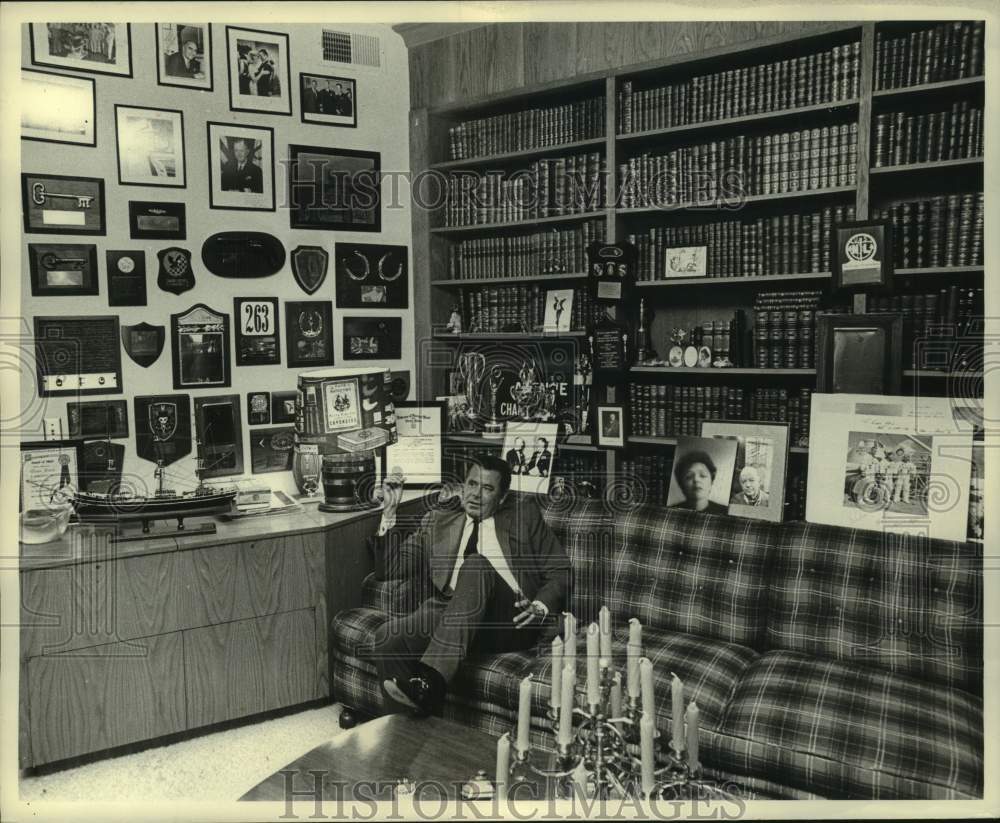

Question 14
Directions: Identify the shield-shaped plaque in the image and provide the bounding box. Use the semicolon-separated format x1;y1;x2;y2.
157;247;195;295
134;394;192;466
121;322;166;369
291;245;328;295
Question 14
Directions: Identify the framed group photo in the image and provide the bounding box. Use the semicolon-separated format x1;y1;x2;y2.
288;145;380;232
156;23;212;91
207;122;275;211
21;69;96;146
300;73;357;127
226;26;291;115
115;105;186;188
30;23;132;76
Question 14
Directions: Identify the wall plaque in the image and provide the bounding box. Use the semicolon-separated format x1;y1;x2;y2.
128;200;186;240
247;391;271;425
67;400;129;439
121;322;165;369
202;232;286;278
28;242;99;296
33;315;122;397
250;426;295;474
587;242;636;304
157;247;195;295
234;297;280;366
106;250;147;306
134;394;192;466
343;316;402;360
285;301;334;367
170;304;231;390
589;320;631;378
79;440;125;494
22;173;106;235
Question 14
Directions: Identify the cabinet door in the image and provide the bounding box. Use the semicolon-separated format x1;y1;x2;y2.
25;632;187;766
183;608;318;729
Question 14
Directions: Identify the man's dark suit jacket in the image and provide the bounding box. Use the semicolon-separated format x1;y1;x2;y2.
165;51;199;78
373;496;570;640
221;160;263;192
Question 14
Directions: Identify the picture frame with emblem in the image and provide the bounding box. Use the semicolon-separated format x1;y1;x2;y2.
247;391;271;426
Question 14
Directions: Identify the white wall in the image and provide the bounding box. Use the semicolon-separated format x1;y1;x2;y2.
19;21;412;496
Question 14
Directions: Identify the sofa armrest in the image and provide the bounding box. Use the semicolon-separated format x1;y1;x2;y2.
361;572;426;616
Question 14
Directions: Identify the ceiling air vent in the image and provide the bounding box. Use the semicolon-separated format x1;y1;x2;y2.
322;30;382;71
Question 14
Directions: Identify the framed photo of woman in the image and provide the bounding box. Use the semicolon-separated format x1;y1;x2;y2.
665;436;738;516
226;26;291;115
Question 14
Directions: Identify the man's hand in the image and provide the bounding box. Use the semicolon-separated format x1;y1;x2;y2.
376;466;405;518
513;598;547;629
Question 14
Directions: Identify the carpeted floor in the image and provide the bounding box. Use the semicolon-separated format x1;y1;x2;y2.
19;703;346;803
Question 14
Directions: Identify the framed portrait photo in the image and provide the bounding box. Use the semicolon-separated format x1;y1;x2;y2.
382;402;444;489
702;420;790;523
593;403;627;450
300;72;357;128
207;122;275;211
28;243;99;297
226;26;291;115
30;23;132;77
288;144;380;232
665;435;738;516
21;69;95;146
115;105;186;188
285;301;334;368
22;173;105;235
156;23;212;90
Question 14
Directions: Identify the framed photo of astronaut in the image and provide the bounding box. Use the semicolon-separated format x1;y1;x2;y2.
226;26;292;116
300;72;357;128
156;23;212;91
499;421;559;496
701;420;789;523
207;122;275;211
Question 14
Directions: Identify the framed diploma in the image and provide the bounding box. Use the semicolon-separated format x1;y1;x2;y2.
381;401;444;488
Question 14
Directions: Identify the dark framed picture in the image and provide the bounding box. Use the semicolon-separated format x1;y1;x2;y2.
271;390;298;424
156;23;212;90
29;23;132;77
588;319;632;379
382;402;444;488
207;122;275;211
128;201;186;240
22;173;105;235
666;436;739;515
593;403;628;450
233;297;280;366
226;26;291;116
20;440;82;514
194;395;244;478
816;313;903;395
702;420;790;523
250;427;295;474
285;301;334;367
28;243;99;297
21;69;96;146
79;440;125;495
115;105;186;188
335;242;408;308
106;250;147;306
67;400;129;439
300;72;356;127
34;315;122;397
170;304;232;390
343;317;402;360
288;144;380;232
831;220;893;293
247;391;271;425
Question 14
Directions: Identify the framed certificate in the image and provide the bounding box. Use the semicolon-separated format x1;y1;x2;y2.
381;402;444;488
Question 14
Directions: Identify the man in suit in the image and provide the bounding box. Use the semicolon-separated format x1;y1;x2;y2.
370;455;569;716
505;437;528;475
302;77;320;113
165;35;201;78
525;436;552;477
220;138;263;193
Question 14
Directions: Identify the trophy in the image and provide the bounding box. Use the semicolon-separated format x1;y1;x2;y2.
484;365;506;435
458;351;486;423
512;359;544;421
574;352;593;435
636;297;652;363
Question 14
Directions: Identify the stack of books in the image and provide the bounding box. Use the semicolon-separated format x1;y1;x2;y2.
872;192;983;268
753;290;823;369
873;102;984;166
875;21;984;90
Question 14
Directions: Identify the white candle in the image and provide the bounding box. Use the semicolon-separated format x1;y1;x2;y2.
640;717;656;797
558;663;575;745
628;616;642;649
563;612;576;682
610;671;623;722
550;637;563;709
640;657;655;719
671;673;685;752
586;623;600;707
516;674;533;753
627;642;641;699
599;605;612;664
685;701;700;773
495;732;510;794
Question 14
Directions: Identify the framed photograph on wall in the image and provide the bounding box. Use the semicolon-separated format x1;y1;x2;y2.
288;145;380;232
702;420;790;523
30;23;132;77
156;23;212;90
226;26;291;115
381;402;444;488
593;403;628;450
20;440;82;514
22;173;105;235
335;242;408;308
300;72;357;127
233;297;280;366
285;301;334;367
170;304;231;390
28;243;99;297
207;122;275;211
115;105;186;188
543;288;574;333
21;69;96;146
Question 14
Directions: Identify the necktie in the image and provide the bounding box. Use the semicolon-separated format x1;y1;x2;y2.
464;519;479;557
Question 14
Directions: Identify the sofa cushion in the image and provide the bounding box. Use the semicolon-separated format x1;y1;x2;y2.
767;523;982;694
714;650;983;799
332;606;386;660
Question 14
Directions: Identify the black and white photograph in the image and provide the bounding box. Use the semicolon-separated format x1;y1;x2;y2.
226;26;291;115
21;69;95;146
288;145;380;231
233;297;280;366
271;391;298;424
300;72;357;127
115;105;186;188
335;242;408;308
207;122;275;211
542;288;574;332
665;435;738;515
170;304;231;390
702;420;790;522
285;300;334;367
498;422;558;495
156;23;212;90
29;23;132;76
342;316;402;360
593;402;628;449
841;433;932;515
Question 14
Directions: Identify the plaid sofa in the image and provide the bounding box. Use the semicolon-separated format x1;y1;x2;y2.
330;495;983;800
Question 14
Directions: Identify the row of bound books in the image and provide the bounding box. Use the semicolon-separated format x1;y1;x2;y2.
874;21;984;90
871;192;983;269
550;454;607;496
460;285;598;333
628;204;856;281
617;41;861;134
753;291;823;370
447;220;606;280
617;124;858;207
445;153;605;226
872;103;983;167
447;96;606;161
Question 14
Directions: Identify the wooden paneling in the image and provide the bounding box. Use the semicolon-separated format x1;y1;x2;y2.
523;24;579;87
26;632;186;765
183;609;318;728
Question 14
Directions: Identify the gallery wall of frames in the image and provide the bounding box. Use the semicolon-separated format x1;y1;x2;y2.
20;22;414;496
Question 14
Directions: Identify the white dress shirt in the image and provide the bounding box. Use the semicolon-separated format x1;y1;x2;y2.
448;515;520;593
